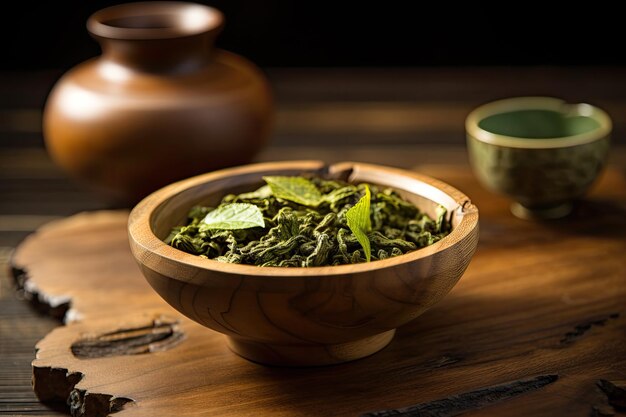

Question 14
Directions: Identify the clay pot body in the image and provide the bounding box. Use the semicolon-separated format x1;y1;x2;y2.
44;2;273;203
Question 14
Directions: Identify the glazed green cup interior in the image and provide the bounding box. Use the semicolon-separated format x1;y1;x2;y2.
466;97;612;219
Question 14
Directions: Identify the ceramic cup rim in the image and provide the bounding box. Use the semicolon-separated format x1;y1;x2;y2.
465;96;612;149
87;1;224;40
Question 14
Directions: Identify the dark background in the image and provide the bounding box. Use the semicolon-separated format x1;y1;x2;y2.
2;0;623;70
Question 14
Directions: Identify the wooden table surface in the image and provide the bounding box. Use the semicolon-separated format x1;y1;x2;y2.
1;67;625;416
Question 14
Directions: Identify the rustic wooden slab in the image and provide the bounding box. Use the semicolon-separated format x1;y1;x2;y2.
10;168;626;417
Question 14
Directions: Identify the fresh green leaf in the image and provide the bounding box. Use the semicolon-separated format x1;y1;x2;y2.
346;186;372;262
263;176;323;207
199;203;265;231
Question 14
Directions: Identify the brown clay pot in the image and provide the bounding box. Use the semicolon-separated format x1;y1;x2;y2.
43;2;273;203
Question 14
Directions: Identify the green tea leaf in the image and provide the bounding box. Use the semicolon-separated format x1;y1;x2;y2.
199;203;265;231
236;185;273;201
263;176;323;207
435;205;447;232
168;176;451;266
346;186;372;262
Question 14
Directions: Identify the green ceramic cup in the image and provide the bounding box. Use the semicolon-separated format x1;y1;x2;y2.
466;97;612;219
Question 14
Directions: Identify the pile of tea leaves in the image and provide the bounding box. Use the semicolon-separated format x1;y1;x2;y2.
166;176;450;267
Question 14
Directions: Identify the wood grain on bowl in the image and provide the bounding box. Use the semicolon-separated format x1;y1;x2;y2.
128;161;479;365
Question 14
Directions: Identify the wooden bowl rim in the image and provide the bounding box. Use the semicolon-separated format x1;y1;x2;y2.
128;161;478;278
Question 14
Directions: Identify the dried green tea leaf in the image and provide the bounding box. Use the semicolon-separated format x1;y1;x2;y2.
263;176;323;207
199;203;265;231
346;185;372;262
435;205;447;233
235;185;273;201
167;176;451;267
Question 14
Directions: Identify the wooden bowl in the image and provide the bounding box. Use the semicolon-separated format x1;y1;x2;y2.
128;161;479;366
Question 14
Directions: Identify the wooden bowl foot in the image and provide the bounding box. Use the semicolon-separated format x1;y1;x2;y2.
225;330;396;366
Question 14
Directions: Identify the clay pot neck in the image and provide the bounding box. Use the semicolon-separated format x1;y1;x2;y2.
87;2;223;74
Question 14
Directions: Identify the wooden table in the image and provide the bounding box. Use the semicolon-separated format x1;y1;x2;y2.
1;67;626;416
